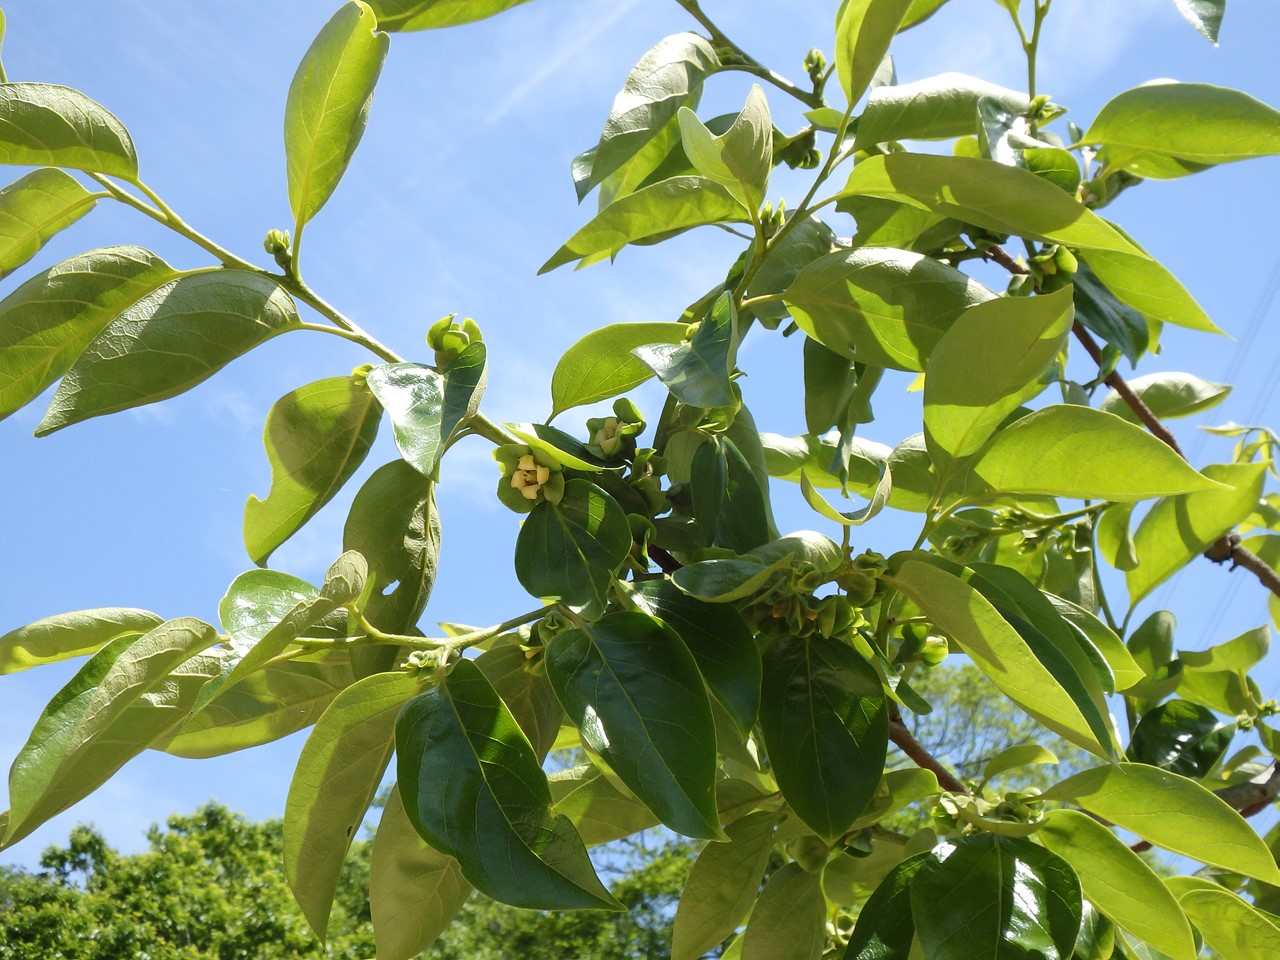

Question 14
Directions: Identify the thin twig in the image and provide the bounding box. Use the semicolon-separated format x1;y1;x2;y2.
890;716;969;795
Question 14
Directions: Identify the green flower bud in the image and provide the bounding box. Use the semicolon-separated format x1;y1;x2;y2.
427;315;483;366
919;634;949;666
263;228;290;255
1007;273;1035;297
587;398;646;460
788;835;830;873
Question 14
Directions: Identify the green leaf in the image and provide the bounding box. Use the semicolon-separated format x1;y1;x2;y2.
243;376;380;565
631;578;761;734
549;321;686;418
1100;372;1230;423
677;85;771;210
369;785;471;960
911;835;1082;960
540;175;750;273
691;435;772;551
759;633;888;842
545;611;722;839
549;763;659;846
783;247;995;371
1126;462;1266;603
745;218;838;326
1078;241;1218;334
983;744;1059;782
1097;502;1139;572
843;852;929;960
1181;624;1269;672
967;406;1225;501
285;670;418;939
856;72;1030;148
514;479;630;613
366;0;532;31
157;652;357;758
1071;261;1149;365
672;811;777;960
0;607;163;674
573;32;719;200
835;0;915;106
1166;876;1280;959
395;657;620;910
889;559;1114;757
801;463;891;525
285;1;389;232
1085;82;1280;178
1127;699;1233;778
1047;596;1145;692
35;270;301;435
899;0;951;30
741;862;827;960
0;168;97;279
0;82;137;178
1036;809;1195;960
924;285;1072;468
343;460;439;634
219;568;318;654
365;343;488;479
476;642;563;761
1170;0;1225;43
3;619;220;847
633;290;736;408
761;431;889;491
505;421;615;472
1042;763;1280;883
0;246;181;420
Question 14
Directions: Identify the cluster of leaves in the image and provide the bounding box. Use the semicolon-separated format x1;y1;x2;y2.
4;0;1280;958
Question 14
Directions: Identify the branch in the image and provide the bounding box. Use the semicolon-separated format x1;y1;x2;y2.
890;716;969;794
1131;761;1280;852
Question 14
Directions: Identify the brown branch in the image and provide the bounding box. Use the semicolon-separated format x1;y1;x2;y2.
1131;761;1280;852
647;545;682;574
890;716;969;794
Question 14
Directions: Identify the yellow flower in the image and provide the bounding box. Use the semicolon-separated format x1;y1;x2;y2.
510;454;551;500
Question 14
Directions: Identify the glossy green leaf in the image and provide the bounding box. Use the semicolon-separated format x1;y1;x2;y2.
856;73;1030;148
573;32;719;200
1085;82;1280;178
395;657;619;910
631;578;760;734
1097;502;1139;572
1171;0;1225;43
1047;596;1145;692
899;0;951;30
505;421;615;473
741;862;827;960
1036;809;1195;960
761;431;890;491
285;1;389;231
967;406;1225;501
1101;372;1230;423
0;607;162;674
3;618;220;847
691;435;772;551
365;343;487;479
366;0;531;31
801;462;890;525
677;84;771;210
593;113;687;210
540;175;749;273
343;460;439;634
843;852;929;960
476;642;563;761
0;246;181;420
802;338;857;435
1071;262;1149;366
889;560;1113;757
158;652;357;758
1182;623;1269;672
633;290;736;408
219;568;318;654
514;478;630;613
1127;699;1233;778
545;611;722;839
835;0;915;106
244;375;380;565
672;811;776;960
35;270;301;435
1078;242;1218;334
369;785;472;960
983;744;1059;782
285;670;418;939
0;168;97;279
549;321;686;417
0;82;136;178
911;835;1082;960
924;286;1072;467
784;247;995;371
549;763;659;845
1127;462;1266;603
1166;876;1280;959
1042;762;1280;883
759;633;888;842
746;218;839;325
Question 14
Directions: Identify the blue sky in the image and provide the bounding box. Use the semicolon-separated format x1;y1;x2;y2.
2;0;1280;867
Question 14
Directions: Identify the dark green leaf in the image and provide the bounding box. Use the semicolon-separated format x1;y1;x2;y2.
244;375;380;565
365;342;487;479
395;657;619;909
1127;699;1233;778
367;0;531;30
35;270;301;435
843;852;930;960
0;607;162;674
835;0;915;107
855;73;1030;148
285;671;418;939
1071;262;1149;367
514;478;630;613
545;611;722;839
745;218;838;326
0;168;97;279
759;633;888;842
549;321;686;418
784;247;995;371
803;337;857;434
690;435;771;552
0;82;136;178
285;1;389;232
476;642;563;761
633;290;736;408
911;835;1082;960
1171;0;1225;43
741;862;827;960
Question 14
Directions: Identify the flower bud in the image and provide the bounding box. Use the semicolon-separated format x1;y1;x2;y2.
262;229;292;272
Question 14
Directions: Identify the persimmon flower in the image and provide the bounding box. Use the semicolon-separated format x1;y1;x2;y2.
510;455;551;500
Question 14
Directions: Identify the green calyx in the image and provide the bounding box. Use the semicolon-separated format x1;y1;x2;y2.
494;444;565;513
